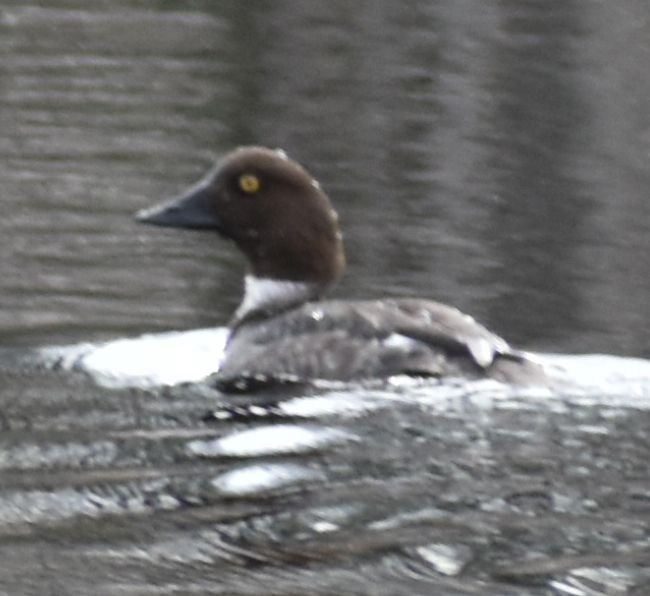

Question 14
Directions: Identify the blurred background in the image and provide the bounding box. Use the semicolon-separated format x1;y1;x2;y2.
2;0;649;357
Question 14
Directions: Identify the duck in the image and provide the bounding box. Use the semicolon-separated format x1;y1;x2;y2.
136;146;548;391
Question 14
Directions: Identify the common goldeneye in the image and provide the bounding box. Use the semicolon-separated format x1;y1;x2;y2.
136;147;548;390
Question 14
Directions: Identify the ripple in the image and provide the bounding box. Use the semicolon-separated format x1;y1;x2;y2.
413;543;474;577
0;477;179;530
550;565;647;596
210;463;326;498
187;424;354;458
278;392;391;418
0;439;117;471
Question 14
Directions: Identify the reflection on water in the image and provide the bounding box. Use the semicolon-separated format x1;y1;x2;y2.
2;1;650;594
2;351;650;595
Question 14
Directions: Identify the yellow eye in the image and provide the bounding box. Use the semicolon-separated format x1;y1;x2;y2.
238;173;261;194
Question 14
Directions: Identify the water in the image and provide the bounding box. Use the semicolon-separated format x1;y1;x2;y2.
1;1;650;594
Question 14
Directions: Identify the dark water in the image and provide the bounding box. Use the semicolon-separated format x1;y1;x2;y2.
2;2;650;595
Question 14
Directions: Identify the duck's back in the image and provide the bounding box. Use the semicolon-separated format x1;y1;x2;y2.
215;298;547;390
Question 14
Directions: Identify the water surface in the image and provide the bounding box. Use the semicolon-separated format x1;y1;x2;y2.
1;2;650;594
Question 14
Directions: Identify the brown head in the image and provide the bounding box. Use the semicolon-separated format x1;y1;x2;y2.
136;147;346;291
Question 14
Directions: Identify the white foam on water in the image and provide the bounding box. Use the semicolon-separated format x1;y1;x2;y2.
35;327;650;409
39;327;227;389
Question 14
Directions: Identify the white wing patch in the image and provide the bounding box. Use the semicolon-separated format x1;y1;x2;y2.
467;337;496;368
467;335;510;368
